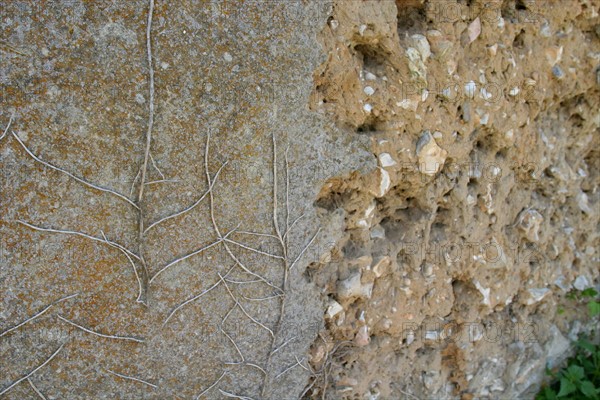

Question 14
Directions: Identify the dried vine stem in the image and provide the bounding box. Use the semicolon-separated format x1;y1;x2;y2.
219;273;269;375
0;343;65;396
143;161;227;234
17;220;140;260
270;335;296;355
0;294;78;337
127;0;157;304
260;133;290;397
223;237;284;260
260;133;321;398
163;266;235;325
275;356;307;379
218;389;256;400
204;131;282;293
0;114;13;141
16;220;146;303
149;152;164;180
27;378;47;400
137;0;155;206
57;315;144;343
149;225;238;285
105;367;158;389
9;131;138;208
101;231;145;303
195;371;227;399
219;272;274;337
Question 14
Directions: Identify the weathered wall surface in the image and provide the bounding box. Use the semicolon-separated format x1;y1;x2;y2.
0;1;372;399
0;1;598;400
305;0;599;399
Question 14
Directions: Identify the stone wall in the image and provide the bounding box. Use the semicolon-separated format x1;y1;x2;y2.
0;1;598;399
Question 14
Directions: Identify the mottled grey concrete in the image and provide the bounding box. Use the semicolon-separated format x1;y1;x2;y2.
0;1;373;399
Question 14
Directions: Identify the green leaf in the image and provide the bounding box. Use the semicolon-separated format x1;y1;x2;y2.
588;301;600;317
566;365;585;381
581;288;599;298
580;380;598;399
558;378;576;397
576;339;596;353
543;386;558;400
579;357;594;373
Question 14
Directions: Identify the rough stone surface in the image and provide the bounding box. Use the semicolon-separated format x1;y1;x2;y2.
306;0;599;398
1;1;599;400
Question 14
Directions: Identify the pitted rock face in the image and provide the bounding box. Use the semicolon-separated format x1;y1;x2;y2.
306;0;599;399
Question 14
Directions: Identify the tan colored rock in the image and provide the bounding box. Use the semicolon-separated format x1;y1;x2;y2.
337;272;374;300
367;167;391;197
468;17;481;43
416;131;448;175
517;209;544;242
354;325;370;346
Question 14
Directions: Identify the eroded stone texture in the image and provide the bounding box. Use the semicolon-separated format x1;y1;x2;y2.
306;0;599;398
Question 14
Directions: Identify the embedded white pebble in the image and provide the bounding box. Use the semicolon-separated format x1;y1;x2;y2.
480;87;493;100
378;152;396;167
577;191;592;214
574;275;591;291
442;87;453;99
354;325;370;346
474;281;491;306
326;300;344;319
468;17;481;42
464;81;477;98
540;21;552;37
337;272;374;300
497;17;505;30
526;288;550;305
372;256;391;277
517;209;543;242
477;110;489;125
365;71;377;81
364;86;375;96
356;219;369;229
554;275;571;291
365;202;376;218
396;98;419;111
410;34;431;62
370;225;385;239
422;263;434;277
363;103;373;113
377;167;391;197
416;131;447;175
